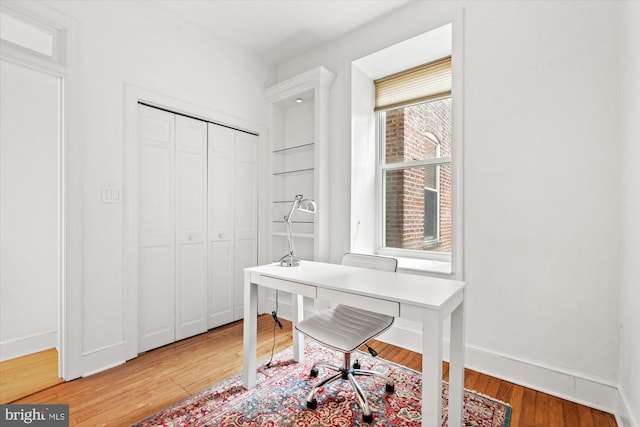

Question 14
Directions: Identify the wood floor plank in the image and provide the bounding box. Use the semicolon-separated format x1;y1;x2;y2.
563;399;581;426
482;375;502;398
519;387;537;427
593;408;615;427
534;392;551;425
0;348;63;403
472;371;493;395
577;403;595;427
508;384;525;427
548;394;565;426
464;368;481;390
442;361;450;382
8;315;617;426
495;380;513;404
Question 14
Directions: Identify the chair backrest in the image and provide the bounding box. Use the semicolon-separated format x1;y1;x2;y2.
341;253;398;273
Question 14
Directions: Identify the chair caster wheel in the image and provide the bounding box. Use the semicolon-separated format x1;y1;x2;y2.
362;413;373;423
307;399;318;410
353;360;361;369
310;367;318;377
385;383;395;393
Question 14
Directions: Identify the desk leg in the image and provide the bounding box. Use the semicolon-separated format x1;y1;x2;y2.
448;292;466;427
291;293;304;362
242;272;258;389
422;309;442;427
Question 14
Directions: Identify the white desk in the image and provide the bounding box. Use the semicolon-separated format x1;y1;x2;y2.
243;261;466;427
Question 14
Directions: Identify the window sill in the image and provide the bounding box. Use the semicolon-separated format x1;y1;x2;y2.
394;256;452;276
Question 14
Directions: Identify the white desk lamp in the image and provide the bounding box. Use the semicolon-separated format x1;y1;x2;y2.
279;194;316;267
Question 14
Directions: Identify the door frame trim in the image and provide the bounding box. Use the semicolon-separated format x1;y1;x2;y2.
0;1;82;381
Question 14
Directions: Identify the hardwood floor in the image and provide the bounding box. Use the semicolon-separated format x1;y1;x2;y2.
367;339;617;427
0;348;63;403
12;315;616;426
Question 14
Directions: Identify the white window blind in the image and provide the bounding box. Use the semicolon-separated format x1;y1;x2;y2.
374;57;451;112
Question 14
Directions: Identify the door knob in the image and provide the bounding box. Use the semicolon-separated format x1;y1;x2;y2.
218;233;225;238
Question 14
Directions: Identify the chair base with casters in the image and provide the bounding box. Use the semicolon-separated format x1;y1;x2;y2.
306;349;395;423
297;304;396;423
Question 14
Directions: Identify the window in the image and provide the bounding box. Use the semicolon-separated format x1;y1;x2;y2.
0;7;64;65
376;57;452;259
0;11;53;56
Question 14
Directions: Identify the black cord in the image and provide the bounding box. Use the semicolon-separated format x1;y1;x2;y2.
366;344;378;357
266;291;281;368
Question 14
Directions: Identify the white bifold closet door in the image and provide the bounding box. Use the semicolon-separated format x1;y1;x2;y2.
138;105;208;352
208;124;258;327
233;132;259;320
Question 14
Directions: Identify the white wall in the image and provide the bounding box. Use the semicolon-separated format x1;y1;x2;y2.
43;0;270;377
619;2;640;426
0;59;60;361
278;0;624;412
464;0;620;397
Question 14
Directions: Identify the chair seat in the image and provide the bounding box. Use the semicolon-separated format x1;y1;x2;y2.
296;304;394;353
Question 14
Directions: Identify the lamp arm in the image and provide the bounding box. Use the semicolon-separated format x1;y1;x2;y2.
286;217;295;256
284;194;303;256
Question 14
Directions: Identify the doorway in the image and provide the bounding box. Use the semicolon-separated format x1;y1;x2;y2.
0;58;63;401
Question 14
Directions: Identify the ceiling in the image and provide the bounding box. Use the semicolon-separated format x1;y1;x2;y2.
160;0;412;67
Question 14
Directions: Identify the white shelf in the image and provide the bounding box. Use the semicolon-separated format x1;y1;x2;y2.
272;167;314;176
272;142;314;154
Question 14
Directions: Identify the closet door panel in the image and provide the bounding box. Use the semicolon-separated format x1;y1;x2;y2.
208;124;235;239
139;109;174;245
175;115;208;340
138;105;175;352
234;237;257;320
235;133;258;239
208;241;233;327
176;242;207;339
139;246;174;351
207;124;235;328
234;133;258;319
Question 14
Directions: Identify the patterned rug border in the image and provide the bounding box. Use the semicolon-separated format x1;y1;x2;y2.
134;340;512;426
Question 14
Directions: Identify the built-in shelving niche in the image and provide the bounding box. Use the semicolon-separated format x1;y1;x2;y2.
265;68;335;265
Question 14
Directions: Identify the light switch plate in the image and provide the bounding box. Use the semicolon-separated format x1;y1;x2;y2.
102;186;122;204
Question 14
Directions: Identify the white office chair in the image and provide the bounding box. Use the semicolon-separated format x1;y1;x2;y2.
295;253;398;423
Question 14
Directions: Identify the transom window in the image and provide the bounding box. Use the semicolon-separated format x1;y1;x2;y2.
0;7;64;64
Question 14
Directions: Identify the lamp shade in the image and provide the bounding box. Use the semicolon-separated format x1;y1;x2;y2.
297;199;316;214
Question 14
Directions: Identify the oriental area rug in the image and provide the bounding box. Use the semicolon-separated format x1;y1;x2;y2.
133;341;511;427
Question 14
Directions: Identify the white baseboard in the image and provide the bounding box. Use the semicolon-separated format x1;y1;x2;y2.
616;386;639;427
81;341;126;377
463;342;618;413
274;305;623;416
0;330;57;362
381;321;620;414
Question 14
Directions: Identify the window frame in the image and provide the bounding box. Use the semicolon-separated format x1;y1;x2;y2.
350;16;463;279
375;102;453;263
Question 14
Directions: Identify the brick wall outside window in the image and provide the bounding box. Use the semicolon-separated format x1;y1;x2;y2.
384;98;452;252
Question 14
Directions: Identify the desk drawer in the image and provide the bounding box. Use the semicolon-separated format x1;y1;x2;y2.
317;288;400;317
259;276;317;298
